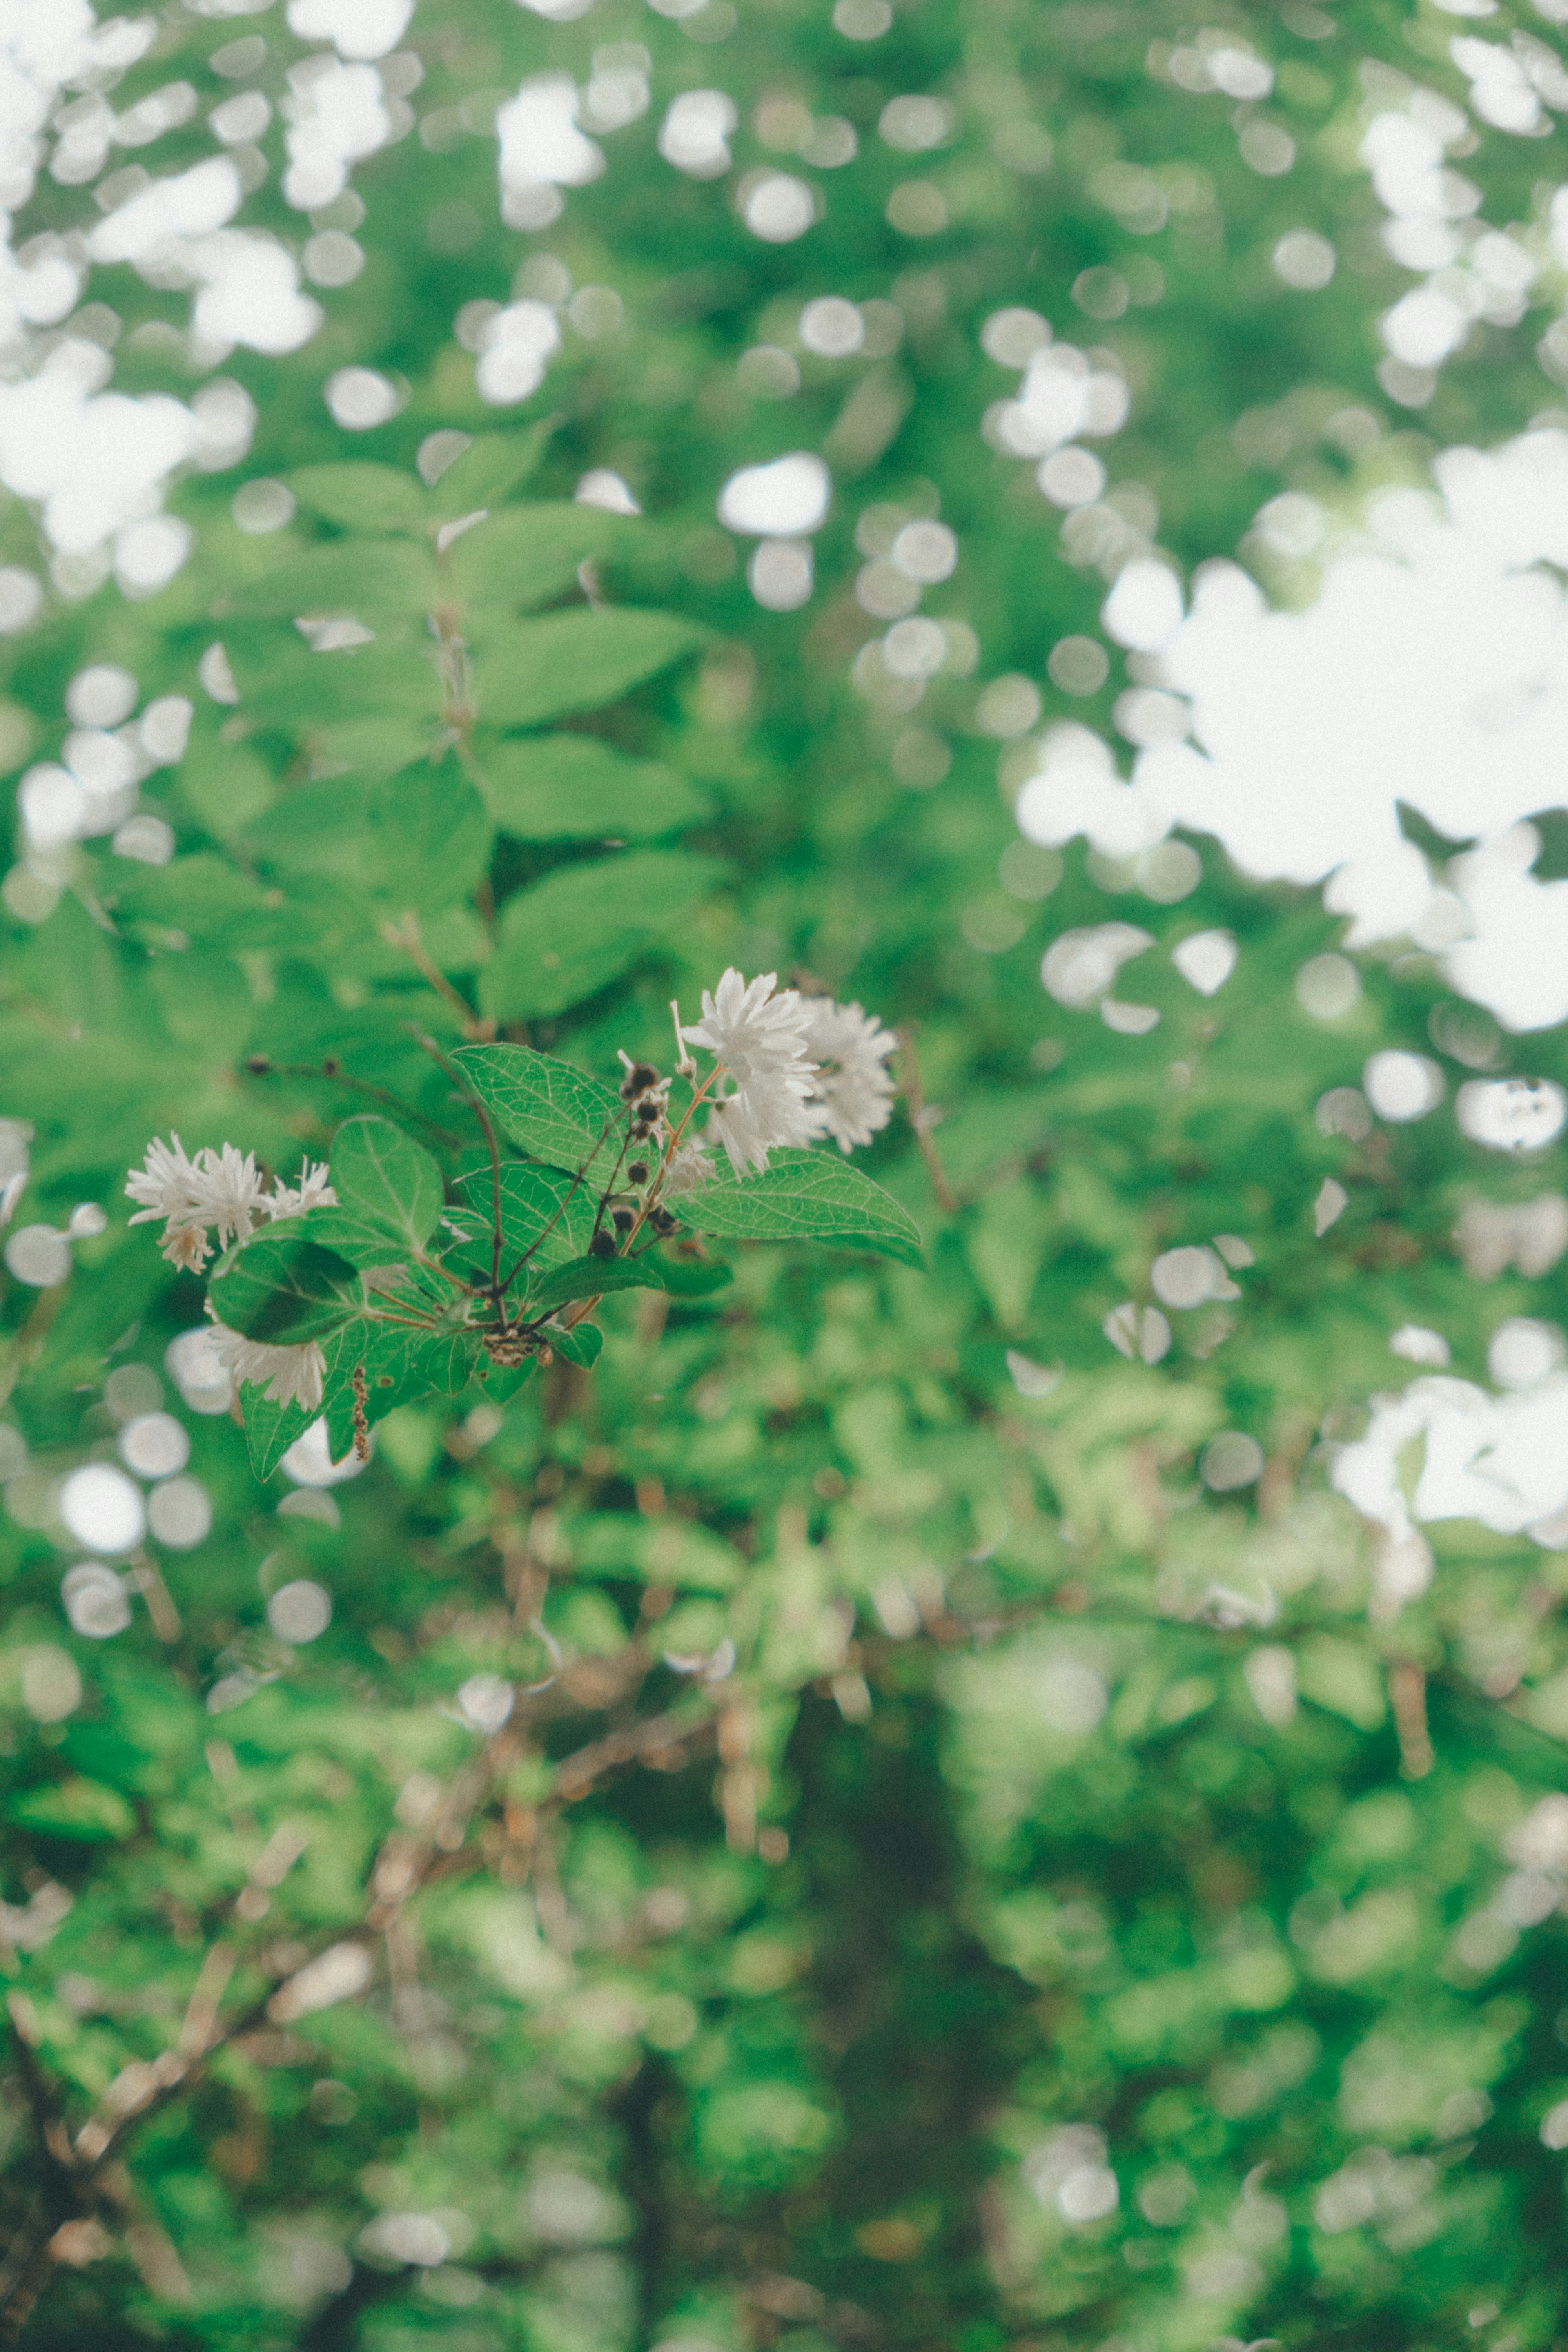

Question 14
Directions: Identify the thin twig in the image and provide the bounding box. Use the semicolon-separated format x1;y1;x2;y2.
380;915;492;1041
498;1120;615;1295
895;1028;956;1214
1390;1661;1434;1778
239;1059;463;1150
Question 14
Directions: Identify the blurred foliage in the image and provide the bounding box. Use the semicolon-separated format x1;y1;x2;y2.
3;0;1568;2347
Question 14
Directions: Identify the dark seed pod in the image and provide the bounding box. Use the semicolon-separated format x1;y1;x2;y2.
619;1061;659;1103
590;1229;616;1258
612;1207;635;1235
650;1206;677;1237
628;1161;649;1186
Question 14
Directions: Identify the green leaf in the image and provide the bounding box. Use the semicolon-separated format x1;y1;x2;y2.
236;1310;478;1475
310;714;443;776
288;464;429;535
451;1043;625;1176
568;1513;742;1591
310;1116;444;1263
478;850;724;1021
241;781;372;895
233;633;438;727
176;736;276;834
550;1320;603;1370
364;764;494;914
673;1151;925;1268
237;1386;312;1481
109;854;286;945
650;1250;733;1298
9;1778;136;1841
208;1221;362;1343
452;504;627;610
472;610;702;731
227;542;441;616
320;1318;478;1457
476;735;709;841
445;1160;597;1282
524;1251;670;1318
430;426;552;515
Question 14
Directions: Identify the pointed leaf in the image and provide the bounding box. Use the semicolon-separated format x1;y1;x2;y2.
477;735;708;841
227;542;441;616
451;1043;624;1176
430;425;552;515
311;1116;444;1262
453;504;627;610
238;1312;478;1476
671;1150;924;1268
550;1320;603;1370
288;464;428;535
478;850;723;1021
472;609;702;731
239;1387;313;1481
524;1251;669;1318
364;765;494;913
321;1318;479;1456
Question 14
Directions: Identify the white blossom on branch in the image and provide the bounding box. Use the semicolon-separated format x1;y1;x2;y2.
800;997;897;1153
681;967;819;1176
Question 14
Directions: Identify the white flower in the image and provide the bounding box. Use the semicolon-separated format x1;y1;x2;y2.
707;1083;819;1177
682;968;818;1176
684;967;812;1088
126;1133;205;1226
268;1159;337;1220
126;1133;270;1257
163;1222;214;1273
208;1323;326;1413
662;1138;716;1197
800;997;898;1153
189;1143;271;1245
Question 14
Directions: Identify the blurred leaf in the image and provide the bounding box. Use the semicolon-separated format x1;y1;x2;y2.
288;463;428;535
472;609;702;729
364;763;494;914
225;541;442;616
479;849;723;1019
476;733;708;840
452;503;626;609
9;1778;135;1841
430;425;552;514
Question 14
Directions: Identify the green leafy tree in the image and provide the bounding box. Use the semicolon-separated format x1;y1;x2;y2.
2;1;1568;2348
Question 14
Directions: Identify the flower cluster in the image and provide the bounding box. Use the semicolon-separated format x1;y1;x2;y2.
125;1137;334;1273
800;995;898;1154
681;968;820;1178
673;969;897;1179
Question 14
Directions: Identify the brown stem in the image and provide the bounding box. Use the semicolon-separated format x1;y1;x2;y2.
895;1028;956;1214
1389;1659;1434;1779
379;915;492;1041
